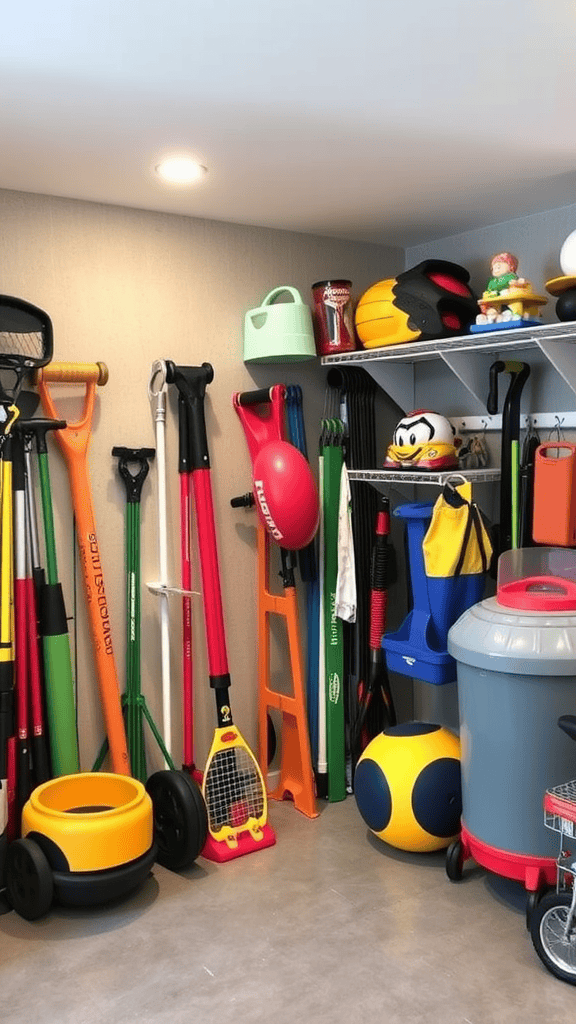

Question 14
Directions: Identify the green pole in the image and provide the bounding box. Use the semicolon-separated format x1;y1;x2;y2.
30;421;80;775
322;419;346;802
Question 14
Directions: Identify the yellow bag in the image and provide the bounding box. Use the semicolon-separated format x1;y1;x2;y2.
423;479;493;578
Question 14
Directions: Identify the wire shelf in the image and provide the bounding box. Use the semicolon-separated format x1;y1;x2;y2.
347;467;500;487
321;321;576;366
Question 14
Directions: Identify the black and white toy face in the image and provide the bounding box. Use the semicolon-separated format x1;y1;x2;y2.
393;414;435;450
386;410;458;470
393;411;455;450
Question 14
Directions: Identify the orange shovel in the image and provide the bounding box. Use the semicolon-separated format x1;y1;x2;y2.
36;362;130;776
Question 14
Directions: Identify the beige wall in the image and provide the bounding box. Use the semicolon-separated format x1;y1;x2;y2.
0;187;402;773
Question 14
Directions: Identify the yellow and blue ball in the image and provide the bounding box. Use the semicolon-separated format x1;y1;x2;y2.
354;723;461;853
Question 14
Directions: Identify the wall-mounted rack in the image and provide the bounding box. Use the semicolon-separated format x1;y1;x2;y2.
322;320;576;412
348;467;500;488
451;412;576;433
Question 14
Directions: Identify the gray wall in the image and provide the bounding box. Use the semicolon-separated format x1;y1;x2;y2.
406;201;576;311
406;203;576;727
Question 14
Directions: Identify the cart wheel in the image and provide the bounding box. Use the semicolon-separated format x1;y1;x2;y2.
530;890;576;985
445;839;464;882
147;770;208;871
526;889;545;931
6;838;54;921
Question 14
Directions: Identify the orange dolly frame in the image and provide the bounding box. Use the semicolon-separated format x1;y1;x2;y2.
257;523;317;819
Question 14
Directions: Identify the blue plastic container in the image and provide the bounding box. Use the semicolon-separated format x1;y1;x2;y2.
383;502;486;685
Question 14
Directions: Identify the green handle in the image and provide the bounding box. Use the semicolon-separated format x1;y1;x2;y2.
322;420;346;803
41;631;80;775
511;438;520;549
260;286;303;307
38;451;59;585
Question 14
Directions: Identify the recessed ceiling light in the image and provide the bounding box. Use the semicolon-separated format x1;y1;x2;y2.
154;156;208;186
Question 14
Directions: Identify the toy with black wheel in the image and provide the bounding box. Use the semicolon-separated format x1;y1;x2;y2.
6;773;157;920
146;769;208;870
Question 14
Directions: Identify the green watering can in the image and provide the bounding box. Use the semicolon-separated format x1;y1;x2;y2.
243;286;317;363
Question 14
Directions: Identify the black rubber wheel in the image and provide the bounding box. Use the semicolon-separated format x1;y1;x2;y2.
445;839;464;882
6;838;54;920
146;770;208;870
526;888;545;931
530;890;576;984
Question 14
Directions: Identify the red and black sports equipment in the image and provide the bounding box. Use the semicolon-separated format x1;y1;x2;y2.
166;363;275;862
351;496;396;772
232;385;319;552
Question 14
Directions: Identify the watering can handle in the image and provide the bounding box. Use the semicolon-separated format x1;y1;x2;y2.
260;286;302;307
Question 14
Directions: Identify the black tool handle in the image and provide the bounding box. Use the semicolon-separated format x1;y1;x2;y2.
32;735;50;787
230;492;255;508
178;394;189;474
16;417;67;453
487;361;505;415
236;387;273;406
166;362;214;471
112;446;155;503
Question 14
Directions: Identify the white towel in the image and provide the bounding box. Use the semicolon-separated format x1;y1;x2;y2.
335;463;356;622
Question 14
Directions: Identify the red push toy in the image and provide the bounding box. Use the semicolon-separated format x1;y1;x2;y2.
232;385;319;551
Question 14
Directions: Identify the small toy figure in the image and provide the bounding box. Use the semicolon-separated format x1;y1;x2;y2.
384;410;460;471
471;253;547;332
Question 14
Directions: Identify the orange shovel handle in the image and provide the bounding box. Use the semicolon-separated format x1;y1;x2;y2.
36;364;130;775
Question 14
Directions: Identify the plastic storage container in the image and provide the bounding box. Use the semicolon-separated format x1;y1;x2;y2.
383;503;486;685
311;280;356;355
243;286;316;363
532;442;576;546
447;548;576;894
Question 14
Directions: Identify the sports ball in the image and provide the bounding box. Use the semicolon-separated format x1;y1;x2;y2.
560;230;576;277
355;277;420;348
252;440;319;550
555;288;576;323
354;723;461;853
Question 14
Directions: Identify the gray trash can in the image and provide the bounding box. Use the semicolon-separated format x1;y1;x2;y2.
447;548;576;894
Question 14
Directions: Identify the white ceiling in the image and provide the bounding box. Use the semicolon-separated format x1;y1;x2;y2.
2;0;576;247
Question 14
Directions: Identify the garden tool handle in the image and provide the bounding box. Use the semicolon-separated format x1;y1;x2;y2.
36;361;130;776
112;446;155;504
166;361;213;471
36;361;108;385
487;360;529;415
15;417;67;454
230;492;255;508
35;362;108;461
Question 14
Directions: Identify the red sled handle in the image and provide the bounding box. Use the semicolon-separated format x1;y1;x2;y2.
232;385;286;464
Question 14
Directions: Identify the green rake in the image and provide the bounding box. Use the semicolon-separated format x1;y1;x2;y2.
94;447;174;780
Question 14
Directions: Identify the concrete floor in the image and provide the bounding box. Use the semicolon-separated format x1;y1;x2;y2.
1;797;574;1023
